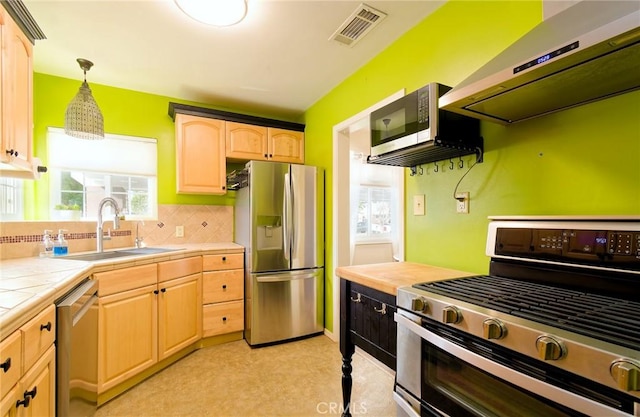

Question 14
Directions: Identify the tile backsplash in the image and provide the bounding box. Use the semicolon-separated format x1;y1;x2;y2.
0;204;233;260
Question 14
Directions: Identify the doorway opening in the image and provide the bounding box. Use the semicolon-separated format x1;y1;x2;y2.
331;90;405;337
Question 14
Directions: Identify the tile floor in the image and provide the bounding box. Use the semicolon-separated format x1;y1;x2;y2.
95;335;396;417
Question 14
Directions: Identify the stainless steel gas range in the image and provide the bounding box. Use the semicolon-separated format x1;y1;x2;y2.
394;217;640;417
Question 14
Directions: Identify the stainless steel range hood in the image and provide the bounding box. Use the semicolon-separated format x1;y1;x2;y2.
439;1;640;124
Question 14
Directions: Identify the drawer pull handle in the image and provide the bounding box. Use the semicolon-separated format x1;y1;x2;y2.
40;322;52;332
24;387;37;400
222;256;227;261
153;290;159;295
222;316;227;322
374;303;387;315
350;293;362;303
16;397;30;408
222;284;227;290
0;358;10;372
161;288;166;293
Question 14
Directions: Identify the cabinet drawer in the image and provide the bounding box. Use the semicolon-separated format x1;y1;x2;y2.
202;253;243;271
158;256;202;283
0;330;21;398
96;264;157;296
203;270;243;303
21;304;55;373
203;301;244;337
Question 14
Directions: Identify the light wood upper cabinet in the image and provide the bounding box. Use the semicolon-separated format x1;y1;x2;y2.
226;121;304;164
0;7;34;170
226;122;267;161
268;128;304;164
175;114;226;195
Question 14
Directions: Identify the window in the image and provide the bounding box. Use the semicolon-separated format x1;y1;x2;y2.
350;151;401;242
0;177;24;220
48;127;157;220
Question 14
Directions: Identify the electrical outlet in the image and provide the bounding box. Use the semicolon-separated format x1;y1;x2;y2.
455;192;470;214
175;225;184;238
413;194;425;216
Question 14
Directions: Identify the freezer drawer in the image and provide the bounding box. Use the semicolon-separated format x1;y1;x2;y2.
246;268;324;346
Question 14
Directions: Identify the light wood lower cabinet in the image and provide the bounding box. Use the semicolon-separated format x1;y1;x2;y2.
96;257;202;393
98;283;158;391
202;253;244;337
0;306;55;417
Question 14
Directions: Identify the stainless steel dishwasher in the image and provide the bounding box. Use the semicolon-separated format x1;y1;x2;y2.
56;278;99;417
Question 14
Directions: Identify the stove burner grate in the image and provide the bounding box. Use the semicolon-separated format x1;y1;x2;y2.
414;275;640;351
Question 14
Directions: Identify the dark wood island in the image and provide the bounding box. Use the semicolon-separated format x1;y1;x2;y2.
336;262;473;417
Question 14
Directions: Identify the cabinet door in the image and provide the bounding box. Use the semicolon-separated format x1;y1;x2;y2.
158;273;202;360
0;385;18;417
98;284;157;391
0;331;21;399
16;346;55;417
226;121;268;161
0;9;33;167
268;128;304;164
175;114;226;194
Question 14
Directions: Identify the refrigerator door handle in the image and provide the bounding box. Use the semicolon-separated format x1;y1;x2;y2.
256;273;317;283
283;172;293;261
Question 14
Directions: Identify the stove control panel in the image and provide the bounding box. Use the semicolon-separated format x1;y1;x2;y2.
494;227;640;268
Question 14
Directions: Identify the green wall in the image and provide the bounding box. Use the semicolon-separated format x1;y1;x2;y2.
31;74;245;219
303;1;640;331
31;1;640;334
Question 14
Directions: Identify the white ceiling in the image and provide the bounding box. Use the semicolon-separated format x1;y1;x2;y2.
25;0;445;121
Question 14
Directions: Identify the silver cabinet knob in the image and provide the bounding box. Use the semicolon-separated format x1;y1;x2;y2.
610;359;640;391
442;306;462;324
483;318;507;340
411;297;428;313
536;335;566;361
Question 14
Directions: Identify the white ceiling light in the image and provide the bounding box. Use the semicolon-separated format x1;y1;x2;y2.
174;0;248;27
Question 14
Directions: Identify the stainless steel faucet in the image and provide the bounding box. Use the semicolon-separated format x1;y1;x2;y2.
97;197;121;252
135;220;145;248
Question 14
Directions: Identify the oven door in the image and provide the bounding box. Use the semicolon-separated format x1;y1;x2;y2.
395;310;637;417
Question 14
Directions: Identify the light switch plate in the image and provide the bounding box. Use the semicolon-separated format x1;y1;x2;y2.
176;225;184;237
413;194;425;216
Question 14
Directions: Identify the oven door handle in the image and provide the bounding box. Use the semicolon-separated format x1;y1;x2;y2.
394;312;630;417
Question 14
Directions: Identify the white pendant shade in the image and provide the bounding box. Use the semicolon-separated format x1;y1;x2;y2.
174;0;247;27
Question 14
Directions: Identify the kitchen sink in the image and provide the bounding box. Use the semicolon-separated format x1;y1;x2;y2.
57;247;181;261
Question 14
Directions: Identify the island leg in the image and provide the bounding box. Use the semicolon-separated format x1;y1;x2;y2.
341;345;355;417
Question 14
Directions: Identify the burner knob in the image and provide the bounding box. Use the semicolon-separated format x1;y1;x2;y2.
442;306;463;324
483;318;507;340
535;335;566;361
411;297;428;313
610;359;640;391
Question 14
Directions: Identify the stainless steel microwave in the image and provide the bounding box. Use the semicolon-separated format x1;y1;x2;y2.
370;83;479;163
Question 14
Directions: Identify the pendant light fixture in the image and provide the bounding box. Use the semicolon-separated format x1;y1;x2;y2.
174;0;247;27
64;58;104;140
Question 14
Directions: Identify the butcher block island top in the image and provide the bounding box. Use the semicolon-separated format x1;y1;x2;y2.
336;261;475;295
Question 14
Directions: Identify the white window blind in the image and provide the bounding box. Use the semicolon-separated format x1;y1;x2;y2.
47;127;158;220
48;127;157;175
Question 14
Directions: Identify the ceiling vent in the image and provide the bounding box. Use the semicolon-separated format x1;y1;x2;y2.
330;3;387;47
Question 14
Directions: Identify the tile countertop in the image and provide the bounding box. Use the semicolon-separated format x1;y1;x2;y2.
0;243;244;340
336;261;476;295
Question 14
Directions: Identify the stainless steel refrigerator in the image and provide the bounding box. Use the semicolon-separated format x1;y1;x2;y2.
235;161;324;346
